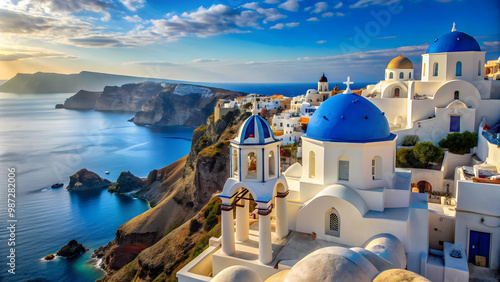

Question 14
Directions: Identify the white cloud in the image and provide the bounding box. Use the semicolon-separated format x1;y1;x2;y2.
322;12;334;17
0;45;77;61
278;0;302;11
307;17;319;21
336;12;344;16
124;15;142;22
190;58;222;63
349;0;401;8
312;2;328;13
316;40;327;44
12;0;112;16
286;22;299;27
270;23;284;29
119;0;146;11
304;6;311;11
265;0;281;4
242;3;287;23
482;41;500;51
334;2;343;8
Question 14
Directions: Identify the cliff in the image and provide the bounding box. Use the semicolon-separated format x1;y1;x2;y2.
94;109;251;280
132;84;244;127
63;90;101;110
95;83;167;112
67;169;111;191
0;71;174;94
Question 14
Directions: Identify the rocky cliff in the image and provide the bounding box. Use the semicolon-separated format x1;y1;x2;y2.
95;83;167;112
63;90;101;110
67;168;111;191
132;84;244;127
94;109;250;280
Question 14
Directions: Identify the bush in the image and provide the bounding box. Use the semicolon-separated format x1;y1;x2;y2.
396;148;424;168
401;135;419;146
438;131;478;155
189;219;201;235
413;142;444;168
204;213;218;232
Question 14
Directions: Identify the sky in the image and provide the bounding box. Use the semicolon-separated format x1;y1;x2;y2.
0;0;499;83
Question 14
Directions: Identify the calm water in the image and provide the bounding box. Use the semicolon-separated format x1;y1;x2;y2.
0;93;194;281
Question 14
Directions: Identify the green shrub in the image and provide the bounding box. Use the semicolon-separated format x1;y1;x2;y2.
396;148;424;168
204;213;218;232
438;131;478;155
401;135;419;146
413;142;444;168
189;219;201;235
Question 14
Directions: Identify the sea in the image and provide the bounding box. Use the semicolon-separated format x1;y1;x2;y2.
0;82;370;281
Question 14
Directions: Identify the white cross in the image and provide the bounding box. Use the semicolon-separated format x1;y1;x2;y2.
343;76;353;87
451;22;456;32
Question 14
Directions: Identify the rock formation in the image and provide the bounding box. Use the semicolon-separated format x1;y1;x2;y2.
57;240;86;257
63;90;101;110
67;169;111;191
108;171;144;193
95;83;166;112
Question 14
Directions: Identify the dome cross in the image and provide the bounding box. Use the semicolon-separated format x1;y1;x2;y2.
451;22;456;32
343;76;354;94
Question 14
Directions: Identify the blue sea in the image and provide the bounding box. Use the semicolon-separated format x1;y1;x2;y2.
0;82;371;281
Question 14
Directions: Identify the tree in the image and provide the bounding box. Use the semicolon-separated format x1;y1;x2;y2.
438;131;478;155
413;142;444;168
396;148;424;168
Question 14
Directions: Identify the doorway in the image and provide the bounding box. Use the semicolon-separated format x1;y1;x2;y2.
469;230;490;267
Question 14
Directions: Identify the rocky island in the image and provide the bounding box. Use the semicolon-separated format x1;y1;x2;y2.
66;169;111;191
107;171;144;194
56;240;86;257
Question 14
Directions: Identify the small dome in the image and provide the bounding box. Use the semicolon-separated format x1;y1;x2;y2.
307;89;318;95
235;115;278;145
363;234;406;269
373;269;430;282
387;54;413;69
319;73;328;82
426;30;481;54
285;247;370;282
305;93;392;142
212;265;263;282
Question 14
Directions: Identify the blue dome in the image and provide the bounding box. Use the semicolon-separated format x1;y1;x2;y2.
235;115;278;144
426;31;481;53
304;93;393;142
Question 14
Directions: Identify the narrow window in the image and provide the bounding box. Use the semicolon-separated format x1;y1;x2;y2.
433;62;439;76
269;151;275;177
450;116;460;132
423;63;426;76
372;156;382;180
399;72;404;79
247;152;257;179
409;72;412;79
478;60;482;76
232;149;238;176
338;155;349;181
389;72;394;79
325;208;340;236
330;213;339;231
309;151;316;178
454;91;459;100
394;87;400;98
456;61;462;76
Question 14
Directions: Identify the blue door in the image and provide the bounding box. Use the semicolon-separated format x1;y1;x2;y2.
450;116;460;132
469;230;490;267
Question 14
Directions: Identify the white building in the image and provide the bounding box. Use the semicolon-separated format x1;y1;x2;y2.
271;112;302;145
362;24;500;144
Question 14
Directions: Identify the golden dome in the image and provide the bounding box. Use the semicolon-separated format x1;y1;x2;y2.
387;54;413;69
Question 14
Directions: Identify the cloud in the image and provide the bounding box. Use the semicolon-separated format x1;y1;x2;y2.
482;41;500;51
307;17;319;21
124;15;142;22
304;6;311;11
334;2;343;8
278;0;302;11
147;4;262;41
0;45;77;61
190;58;222;63
322;12;334;17
265;0;281;4
12;0;112;15
270;23;284;29
349;0;401;8
242;3;287;23
286;22;299;27
65;35;145;47
312;2;328;13
316;40;327;44
336;12;345;16
120;0;146;11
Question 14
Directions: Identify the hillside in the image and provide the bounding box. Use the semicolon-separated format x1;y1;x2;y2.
94;109;251;280
0;71;178;94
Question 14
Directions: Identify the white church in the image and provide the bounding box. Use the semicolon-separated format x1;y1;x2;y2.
176;24;499;282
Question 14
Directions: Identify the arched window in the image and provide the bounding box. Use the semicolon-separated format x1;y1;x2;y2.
247;152;257;179
232;149;238;177
409;72;412;79
309;151;316;178
338;155;349;181
478;60;482;76
399;72;404;79
433;62;439;76
269;151;275;177
394;87;400;98
454;91;459;100
389;72;394;79
372;156;382;180
456;61;462;76
325;208;340;236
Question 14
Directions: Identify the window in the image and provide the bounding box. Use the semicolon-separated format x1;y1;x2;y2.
232;149;238;176
478;60;482;76
433;62;439;76
450;116;460;132
247;152;257;179
325;208;340;236
454;91;459;100
409;72;412;79
394;87;400;98
338;155;349;181
372;156;382;180
456;61;462;76
269;151;275;177
389;72;394;79
309;151;316;178
399;72;404;79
